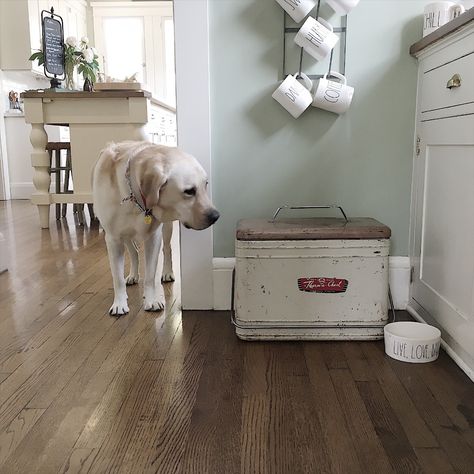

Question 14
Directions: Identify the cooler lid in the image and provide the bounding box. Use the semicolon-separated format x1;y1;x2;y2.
236;218;391;241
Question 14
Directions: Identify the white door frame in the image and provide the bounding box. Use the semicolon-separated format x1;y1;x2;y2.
173;0;214;309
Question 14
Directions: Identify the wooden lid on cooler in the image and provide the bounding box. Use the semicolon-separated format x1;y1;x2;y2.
236;218;391;241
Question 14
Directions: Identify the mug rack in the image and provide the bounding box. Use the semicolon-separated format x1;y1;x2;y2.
282;11;348;80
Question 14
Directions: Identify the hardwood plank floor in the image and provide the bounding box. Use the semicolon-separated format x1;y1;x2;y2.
0;200;473;473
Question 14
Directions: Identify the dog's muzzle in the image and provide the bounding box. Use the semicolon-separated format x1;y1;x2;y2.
183;208;220;230
206;209;220;226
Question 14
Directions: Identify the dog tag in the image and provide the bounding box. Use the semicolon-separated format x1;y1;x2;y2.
144;214;153;225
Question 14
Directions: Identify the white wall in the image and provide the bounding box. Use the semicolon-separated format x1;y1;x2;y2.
0;71;60;199
209;0;428;258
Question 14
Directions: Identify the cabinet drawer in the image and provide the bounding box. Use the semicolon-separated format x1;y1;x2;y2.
420;52;474;113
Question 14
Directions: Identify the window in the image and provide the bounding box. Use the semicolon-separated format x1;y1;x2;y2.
92;2;175;104
102;16;146;83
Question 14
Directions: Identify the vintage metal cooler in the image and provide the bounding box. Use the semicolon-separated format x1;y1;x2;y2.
233;206;391;340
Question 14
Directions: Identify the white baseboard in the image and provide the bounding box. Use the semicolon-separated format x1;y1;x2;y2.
213;256;410;311
10;182;34;200
406;304;474;381
388;256;411;310
213;258;236;310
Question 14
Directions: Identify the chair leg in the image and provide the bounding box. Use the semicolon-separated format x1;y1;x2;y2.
62;148;72;218
77;204;85;226
87;203;95;221
54;150;61;220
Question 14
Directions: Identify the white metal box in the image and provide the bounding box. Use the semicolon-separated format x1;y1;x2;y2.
234;213;391;340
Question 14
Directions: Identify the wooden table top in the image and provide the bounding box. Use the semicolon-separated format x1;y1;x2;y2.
21;89;152;99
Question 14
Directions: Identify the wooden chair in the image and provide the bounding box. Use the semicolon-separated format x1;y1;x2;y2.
47;142;95;223
47;142;71;220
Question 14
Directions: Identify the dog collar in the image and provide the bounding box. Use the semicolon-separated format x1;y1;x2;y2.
121;152;154;225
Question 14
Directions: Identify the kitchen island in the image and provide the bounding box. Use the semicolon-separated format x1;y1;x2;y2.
21;89;175;228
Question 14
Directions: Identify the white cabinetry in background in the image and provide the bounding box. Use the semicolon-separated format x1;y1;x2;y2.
4;114;60;199
0;0;87;72
409;21;474;380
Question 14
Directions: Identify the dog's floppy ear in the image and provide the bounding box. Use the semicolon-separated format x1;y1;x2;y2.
140;164;168;209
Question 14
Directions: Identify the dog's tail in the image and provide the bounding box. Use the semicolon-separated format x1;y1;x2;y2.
91;142;116;191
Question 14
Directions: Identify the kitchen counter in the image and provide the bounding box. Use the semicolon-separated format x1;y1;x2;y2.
410;8;474;56
21;89;152;99
20;88;172;228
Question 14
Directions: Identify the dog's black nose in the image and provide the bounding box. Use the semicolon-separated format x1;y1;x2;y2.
206;209;220;225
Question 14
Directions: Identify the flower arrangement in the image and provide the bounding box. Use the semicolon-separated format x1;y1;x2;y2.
29;36;100;90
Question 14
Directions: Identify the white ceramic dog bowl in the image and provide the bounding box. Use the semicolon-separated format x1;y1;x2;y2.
384;321;441;363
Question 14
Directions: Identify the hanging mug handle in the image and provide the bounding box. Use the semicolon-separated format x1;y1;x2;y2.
295;72;313;92
325;70;347;85
449;4;465;19
317;17;334;33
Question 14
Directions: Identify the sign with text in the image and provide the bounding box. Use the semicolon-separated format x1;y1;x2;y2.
42;10;64;78
298;277;349;294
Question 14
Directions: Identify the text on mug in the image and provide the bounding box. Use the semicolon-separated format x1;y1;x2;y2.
283;0;302;11
324;81;343;103
306;24;328;48
285;86;300;103
424;11;441;29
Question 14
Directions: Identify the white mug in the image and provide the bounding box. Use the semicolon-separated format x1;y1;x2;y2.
274;0;317;23
423;2;465;37
272;72;313;118
326;0;360;15
312;71;354;114
295;17;339;62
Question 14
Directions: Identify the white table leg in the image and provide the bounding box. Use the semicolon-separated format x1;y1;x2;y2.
29;123;50;228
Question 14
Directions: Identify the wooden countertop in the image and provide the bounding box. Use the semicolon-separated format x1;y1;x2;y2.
20;89;176;112
410;8;474;56
21;89;152;99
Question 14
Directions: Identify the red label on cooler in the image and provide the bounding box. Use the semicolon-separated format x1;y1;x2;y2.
298;277;349;293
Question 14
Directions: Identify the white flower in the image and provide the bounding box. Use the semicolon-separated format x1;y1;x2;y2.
81;36;89;45
65;36;77;47
91;47;97;56
83;48;94;63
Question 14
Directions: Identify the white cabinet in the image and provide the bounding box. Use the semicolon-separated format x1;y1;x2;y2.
4;114;61;199
0;0;34;70
409;21;474;380
0;0;87;72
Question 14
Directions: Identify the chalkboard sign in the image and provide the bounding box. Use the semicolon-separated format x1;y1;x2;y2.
41;9;65;81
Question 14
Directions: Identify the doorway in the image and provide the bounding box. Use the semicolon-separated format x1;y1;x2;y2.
92;0;214;310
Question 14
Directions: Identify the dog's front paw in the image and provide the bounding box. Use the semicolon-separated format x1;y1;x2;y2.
161;269;175;283
126;273;139;285
144;297;165;312
109;299;129;316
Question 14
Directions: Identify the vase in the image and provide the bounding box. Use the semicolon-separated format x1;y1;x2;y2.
64;61;75;90
83;78;93;92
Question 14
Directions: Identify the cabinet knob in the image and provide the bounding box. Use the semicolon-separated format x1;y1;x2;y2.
446;74;462;89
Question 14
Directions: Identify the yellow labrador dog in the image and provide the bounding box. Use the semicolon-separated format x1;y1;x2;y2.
92;141;219;316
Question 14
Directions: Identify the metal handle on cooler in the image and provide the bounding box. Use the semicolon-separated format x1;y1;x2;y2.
272;205;349;222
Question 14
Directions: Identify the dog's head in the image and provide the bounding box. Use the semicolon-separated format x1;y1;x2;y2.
140;147;219;230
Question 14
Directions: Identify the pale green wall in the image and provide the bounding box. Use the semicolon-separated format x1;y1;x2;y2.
209;0;426;257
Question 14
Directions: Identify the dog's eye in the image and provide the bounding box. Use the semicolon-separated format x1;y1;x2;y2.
184;187;196;197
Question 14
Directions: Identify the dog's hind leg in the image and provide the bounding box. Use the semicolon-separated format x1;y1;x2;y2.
124;239;139;285
161;221;175;283
105;234;129;316
144;229;165;311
